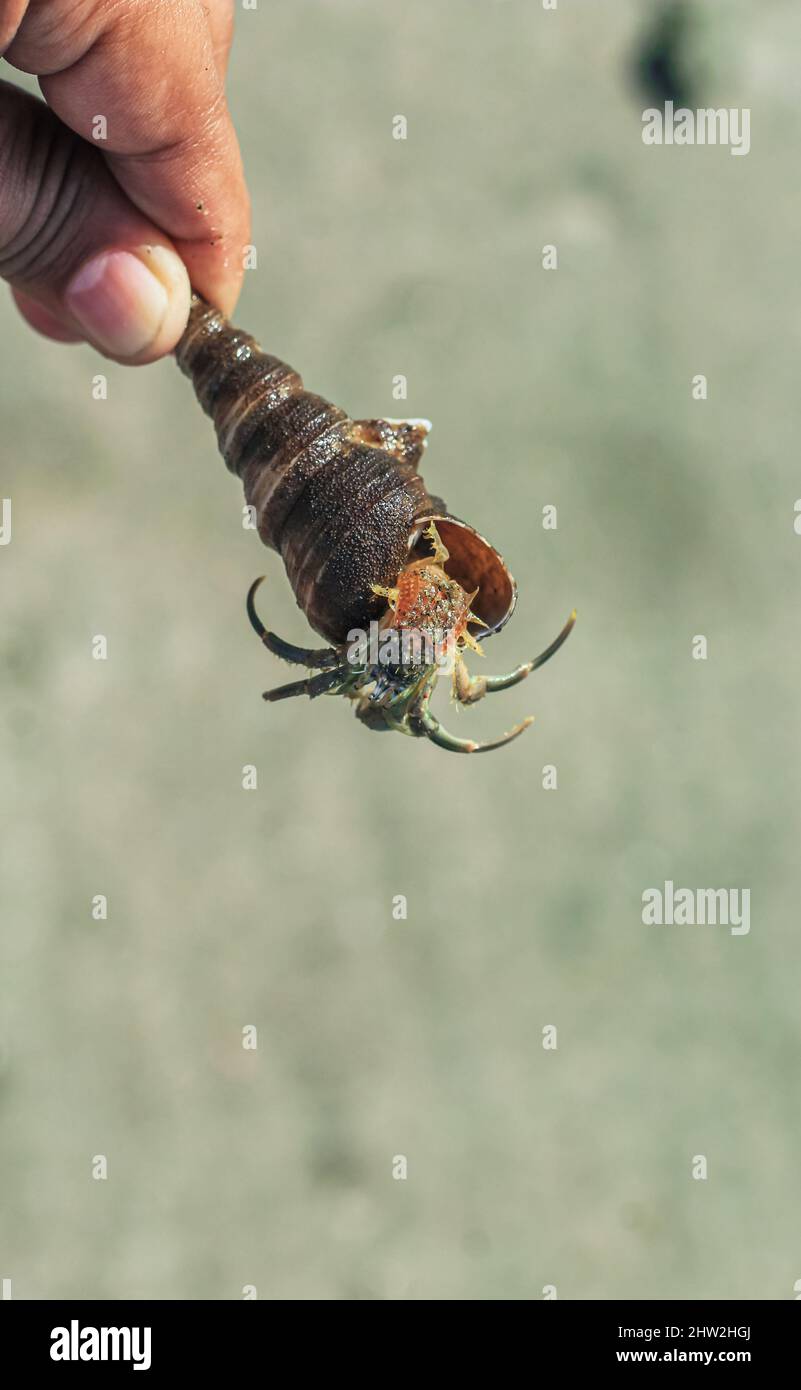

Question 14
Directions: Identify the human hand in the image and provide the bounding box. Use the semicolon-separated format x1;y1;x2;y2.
0;0;250;363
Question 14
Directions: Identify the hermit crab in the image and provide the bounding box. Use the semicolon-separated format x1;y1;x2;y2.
175;295;575;753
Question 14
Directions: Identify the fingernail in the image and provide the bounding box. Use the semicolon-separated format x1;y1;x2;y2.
65;247;181;358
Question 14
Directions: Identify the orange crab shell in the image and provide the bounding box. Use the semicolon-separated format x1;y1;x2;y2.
391;561;475;645
408;515;517;638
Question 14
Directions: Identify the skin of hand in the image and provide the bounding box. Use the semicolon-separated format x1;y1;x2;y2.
0;0;250;363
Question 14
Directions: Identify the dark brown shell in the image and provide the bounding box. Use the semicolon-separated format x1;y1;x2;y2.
176;296;516;644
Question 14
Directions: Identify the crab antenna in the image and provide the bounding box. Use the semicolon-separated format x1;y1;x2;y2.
247;577;342;668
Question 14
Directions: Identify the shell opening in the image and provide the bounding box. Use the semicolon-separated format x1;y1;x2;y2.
409;515;517;638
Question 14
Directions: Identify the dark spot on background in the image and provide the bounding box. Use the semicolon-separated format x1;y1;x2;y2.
632;0;698;108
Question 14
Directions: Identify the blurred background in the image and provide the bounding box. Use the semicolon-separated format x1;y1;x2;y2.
2;0;801;1300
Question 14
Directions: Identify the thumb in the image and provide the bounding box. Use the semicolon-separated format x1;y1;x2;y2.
0;81;190;364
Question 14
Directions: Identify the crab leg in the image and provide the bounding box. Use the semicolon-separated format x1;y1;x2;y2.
485;609;577;690
247;578;342;669
456;609;576;704
262;667;349;702
419;706;533;754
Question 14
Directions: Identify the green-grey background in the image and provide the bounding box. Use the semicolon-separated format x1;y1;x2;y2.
2;0;800;1300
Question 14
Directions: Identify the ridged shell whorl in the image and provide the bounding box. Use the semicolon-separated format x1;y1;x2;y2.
175;296;438;644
